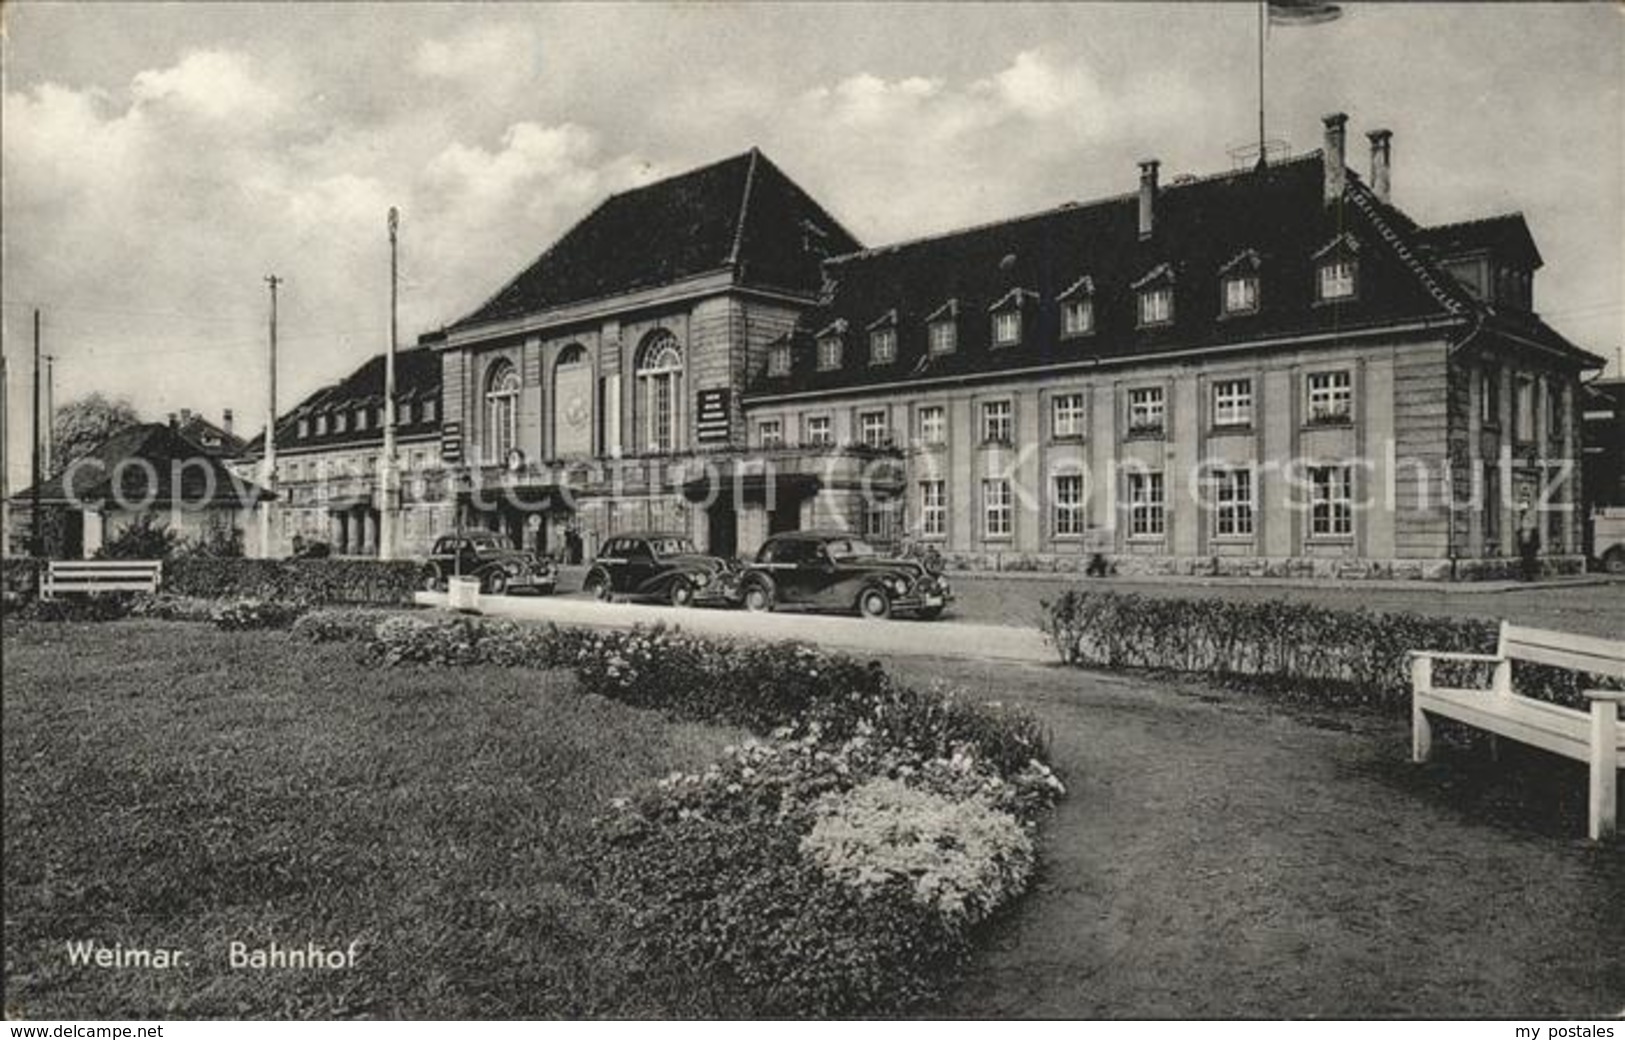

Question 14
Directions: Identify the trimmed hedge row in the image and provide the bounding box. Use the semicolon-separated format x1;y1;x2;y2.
339;612;1063;1016
164;558;421;605
1040;588;1611;710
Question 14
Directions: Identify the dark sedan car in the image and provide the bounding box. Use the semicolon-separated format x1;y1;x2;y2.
735;531;953;619
582;531;739;607
418;531;557;595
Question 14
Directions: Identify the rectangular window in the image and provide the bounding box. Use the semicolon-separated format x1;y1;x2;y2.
1306;370;1353;424
316;414;329;435
805;415;833;446
981;400;1013;444
758;419;783;448
859;410;889;448
1319;260;1357;300
1213;378;1253;428
1481;367;1500;425
1223;275;1259;314
1061;298;1094;337
354;407;368;432
983;479;1012;538
920;480;947;537
869;328;896;365
993;310;1021;347
1052;392;1085;439
335;412;348;434
928;320;957;356
1211;467;1255;538
817;336;843;371
767;344;791;377
1547;384;1563;441
1309;465;1354;538
1127;386;1165;436
863;500;895;541
1127;472;1166;538
918;405;946;446
1138;287;1173;326
1514;377;1535;442
1053;474;1085;536
297;418;310;438
425;399;438;424
1484;463;1501;550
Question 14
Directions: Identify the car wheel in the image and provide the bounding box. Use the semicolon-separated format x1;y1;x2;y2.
484;571;509;596
743;585;774;613
915;606;944;621
584;573;611;601
419;566;445;592
858;587;891;619
669;577;694;607
1604;547;1625;575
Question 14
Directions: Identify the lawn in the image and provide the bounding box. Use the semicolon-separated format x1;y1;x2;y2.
879;655;1625;1018
2;619;743;1019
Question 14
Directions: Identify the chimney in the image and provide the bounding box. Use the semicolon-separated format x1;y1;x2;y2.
179;407;193;425
167;411;178;429
1367;128;1392;204
1138;159;1160;240
222;408;234;435
1322;112;1348;204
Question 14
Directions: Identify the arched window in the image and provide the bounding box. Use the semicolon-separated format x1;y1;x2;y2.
636;331;683;454
484;359;520;463
553;343;593;457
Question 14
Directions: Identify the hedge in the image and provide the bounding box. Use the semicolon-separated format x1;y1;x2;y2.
163;558;421;605
2;558;43;603
1039;588;1613;711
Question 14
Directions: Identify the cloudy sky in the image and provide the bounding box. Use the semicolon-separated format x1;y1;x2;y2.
2;2;1621;487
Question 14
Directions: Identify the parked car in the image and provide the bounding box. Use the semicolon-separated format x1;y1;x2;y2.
1593;506;1625;574
582;531;739;606
735;530;953;619
418;531;557;595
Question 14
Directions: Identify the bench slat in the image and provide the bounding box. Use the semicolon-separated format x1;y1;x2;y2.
1500;624;1625;679
1419;689;1592;762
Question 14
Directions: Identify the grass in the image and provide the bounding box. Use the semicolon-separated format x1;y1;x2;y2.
2;619;744;1019
877;654;1625;1018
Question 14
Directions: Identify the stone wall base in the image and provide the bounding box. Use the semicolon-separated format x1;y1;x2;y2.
941;551;1588;582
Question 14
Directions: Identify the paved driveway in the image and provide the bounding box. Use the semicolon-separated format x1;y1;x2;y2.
414;590;1054;664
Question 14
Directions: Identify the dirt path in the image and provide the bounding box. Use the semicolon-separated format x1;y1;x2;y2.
884;659;1625;1018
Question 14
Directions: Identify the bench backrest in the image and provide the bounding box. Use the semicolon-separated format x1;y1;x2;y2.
44;560;164;596
1498;622;1625;679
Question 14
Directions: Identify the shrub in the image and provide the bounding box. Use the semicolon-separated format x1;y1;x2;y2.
12;594;134;623
208;598;305;631
164;558;420;605
290;607;396;644
126;593;218;622
801;778;1035;926
176;524;245;559
2;558;43;607
1038;589;1611;711
96;514;182;560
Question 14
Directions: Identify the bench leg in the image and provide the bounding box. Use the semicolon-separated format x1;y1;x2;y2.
1591;700;1619;842
1412;702;1433;764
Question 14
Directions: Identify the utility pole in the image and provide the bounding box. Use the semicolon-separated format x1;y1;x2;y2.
42;354;54;477
1;355;9;557
260;275;281;559
31;309;42;558
379;207;400;560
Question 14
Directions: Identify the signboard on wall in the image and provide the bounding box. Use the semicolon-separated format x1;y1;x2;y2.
696;388;731;443
555;363;594;456
441;421;463;463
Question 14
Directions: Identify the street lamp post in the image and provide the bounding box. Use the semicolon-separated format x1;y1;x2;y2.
379;207;401;560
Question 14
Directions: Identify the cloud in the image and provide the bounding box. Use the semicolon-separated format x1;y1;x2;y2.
130;49;281;120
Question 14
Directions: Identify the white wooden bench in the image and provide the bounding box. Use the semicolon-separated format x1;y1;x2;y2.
41;560;163;599
1410;622;1625;841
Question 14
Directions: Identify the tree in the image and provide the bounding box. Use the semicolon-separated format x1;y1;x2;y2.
50;393;142;478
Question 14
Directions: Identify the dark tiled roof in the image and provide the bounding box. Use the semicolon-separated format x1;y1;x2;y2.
447;149;861;331
240;346;442;456
1420;212;1543;269
174;413;246;458
13;424;271;507
747;154;1493;398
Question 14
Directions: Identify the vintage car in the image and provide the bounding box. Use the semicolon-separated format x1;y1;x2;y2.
582;531;740;607
418;531;558;595
735;530;953;619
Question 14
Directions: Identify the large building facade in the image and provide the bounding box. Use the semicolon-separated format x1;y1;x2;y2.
418;115;1601;578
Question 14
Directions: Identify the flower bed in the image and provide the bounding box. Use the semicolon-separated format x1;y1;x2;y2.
355;613;1063;1015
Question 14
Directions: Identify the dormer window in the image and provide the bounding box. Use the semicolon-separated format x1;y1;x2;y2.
334;412;348;434
1313;234;1360;302
297;417;310;438
767;341;791;377
817;336;842;371
1218;249;1262;316
315;414;329;436
1132;264;1175;327
988;289;1033;348
354;407;368;432
867;310;898;365
925;299;959;356
1058;276;1095;338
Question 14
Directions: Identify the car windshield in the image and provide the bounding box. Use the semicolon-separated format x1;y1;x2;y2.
467;533;513;551
648;538;696;556
823;538;878;561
